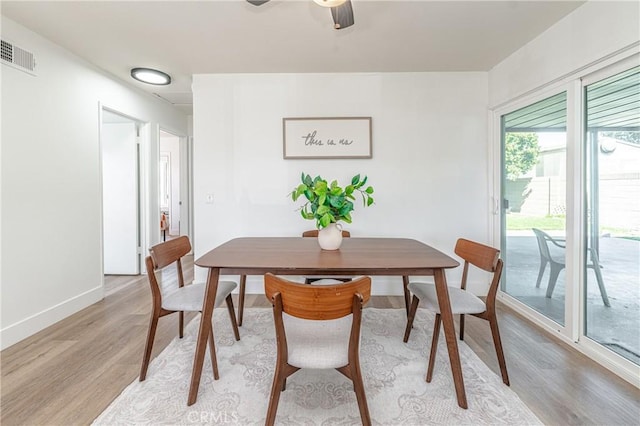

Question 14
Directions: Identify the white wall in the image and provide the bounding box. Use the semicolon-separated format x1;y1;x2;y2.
489;1;640;107
192;72;490;295
0;17;188;349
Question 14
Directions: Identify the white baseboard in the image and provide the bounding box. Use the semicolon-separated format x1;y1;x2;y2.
0;285;104;350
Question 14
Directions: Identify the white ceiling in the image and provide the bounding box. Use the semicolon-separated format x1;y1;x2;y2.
2;0;585;115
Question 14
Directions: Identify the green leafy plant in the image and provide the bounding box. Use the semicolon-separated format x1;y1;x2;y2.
291;173;374;229
505;132;540;181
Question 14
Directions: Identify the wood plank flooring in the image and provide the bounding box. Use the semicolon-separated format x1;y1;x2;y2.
1;255;638;425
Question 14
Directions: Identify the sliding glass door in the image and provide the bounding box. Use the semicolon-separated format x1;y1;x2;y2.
495;55;640;382
500;92;568;325
584;65;640;365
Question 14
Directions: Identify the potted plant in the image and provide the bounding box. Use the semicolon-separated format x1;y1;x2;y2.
291;173;374;250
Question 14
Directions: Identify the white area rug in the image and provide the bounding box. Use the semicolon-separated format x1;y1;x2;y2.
93;308;541;425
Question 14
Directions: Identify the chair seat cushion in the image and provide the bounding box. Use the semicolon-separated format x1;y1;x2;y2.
283;313;352;369
407;282;486;314
162;280;237;312
305;275;353;281
308;275;365;285
275;276;308;284
309;278;349;285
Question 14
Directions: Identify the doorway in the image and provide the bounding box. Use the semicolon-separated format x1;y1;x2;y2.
159;130;190;241
101;109;142;274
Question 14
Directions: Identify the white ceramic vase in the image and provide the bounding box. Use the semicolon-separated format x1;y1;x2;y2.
317;223;343;250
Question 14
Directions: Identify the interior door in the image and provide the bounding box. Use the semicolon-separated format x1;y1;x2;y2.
102;113;140;274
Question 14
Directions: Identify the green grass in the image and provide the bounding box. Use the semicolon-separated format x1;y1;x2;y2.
506;214;566;231
507;214;638;237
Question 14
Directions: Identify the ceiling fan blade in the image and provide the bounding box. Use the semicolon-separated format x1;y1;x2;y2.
331;0;354;30
247;0;270;6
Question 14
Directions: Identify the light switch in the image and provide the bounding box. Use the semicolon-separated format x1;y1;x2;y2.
205;193;214;204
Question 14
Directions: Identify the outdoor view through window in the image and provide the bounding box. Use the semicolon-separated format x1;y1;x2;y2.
501;66;639;366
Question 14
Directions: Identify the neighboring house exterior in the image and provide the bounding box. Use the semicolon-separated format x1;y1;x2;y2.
509;136;640;235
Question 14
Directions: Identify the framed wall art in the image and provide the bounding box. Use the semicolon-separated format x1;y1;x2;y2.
283;117;372;159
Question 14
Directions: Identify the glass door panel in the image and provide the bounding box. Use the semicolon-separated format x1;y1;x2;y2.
501;92;567;325
584;66;640;365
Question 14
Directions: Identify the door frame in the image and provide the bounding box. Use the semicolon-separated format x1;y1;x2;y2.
98;104;147;276
158;128;192;245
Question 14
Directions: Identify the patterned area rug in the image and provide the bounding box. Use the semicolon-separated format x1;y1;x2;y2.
93;308;541;425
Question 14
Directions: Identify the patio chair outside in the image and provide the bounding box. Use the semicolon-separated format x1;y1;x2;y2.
532;228;610;307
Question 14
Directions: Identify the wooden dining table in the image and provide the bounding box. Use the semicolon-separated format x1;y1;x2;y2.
191;237;468;408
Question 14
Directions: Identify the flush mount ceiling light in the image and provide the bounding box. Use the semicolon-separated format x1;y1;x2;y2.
130;67;171;85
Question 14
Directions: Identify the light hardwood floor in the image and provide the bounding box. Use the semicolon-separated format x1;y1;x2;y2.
1;256;638;425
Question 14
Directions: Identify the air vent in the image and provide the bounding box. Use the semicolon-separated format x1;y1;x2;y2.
1;39;36;75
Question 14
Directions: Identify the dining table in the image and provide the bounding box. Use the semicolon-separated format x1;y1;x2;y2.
190;237;468;408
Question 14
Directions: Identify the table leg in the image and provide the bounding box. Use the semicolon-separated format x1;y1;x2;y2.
433;268;468;409
238;275;247;326
188;267;220;406
402;275;411;316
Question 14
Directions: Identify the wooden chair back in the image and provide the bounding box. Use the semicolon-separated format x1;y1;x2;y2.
454;238;503;302
148;235;191;269
302;229;351;238
455;238;500;272
146;236;192;303
264;273;370;320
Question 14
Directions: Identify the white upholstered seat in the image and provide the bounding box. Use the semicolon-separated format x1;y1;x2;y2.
162;280;237;312
308;278;350;285
407;282;486;315
283;313;352;369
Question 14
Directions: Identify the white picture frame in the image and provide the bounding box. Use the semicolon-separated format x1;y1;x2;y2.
283;117;372;159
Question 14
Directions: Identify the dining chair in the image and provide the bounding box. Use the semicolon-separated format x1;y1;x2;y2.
139;236;240;382
532;228;610;306
264;273;372;426
302;228;353;284
403;238;510;387
236;228;352;326
302;230;412;317
301;228;351;238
